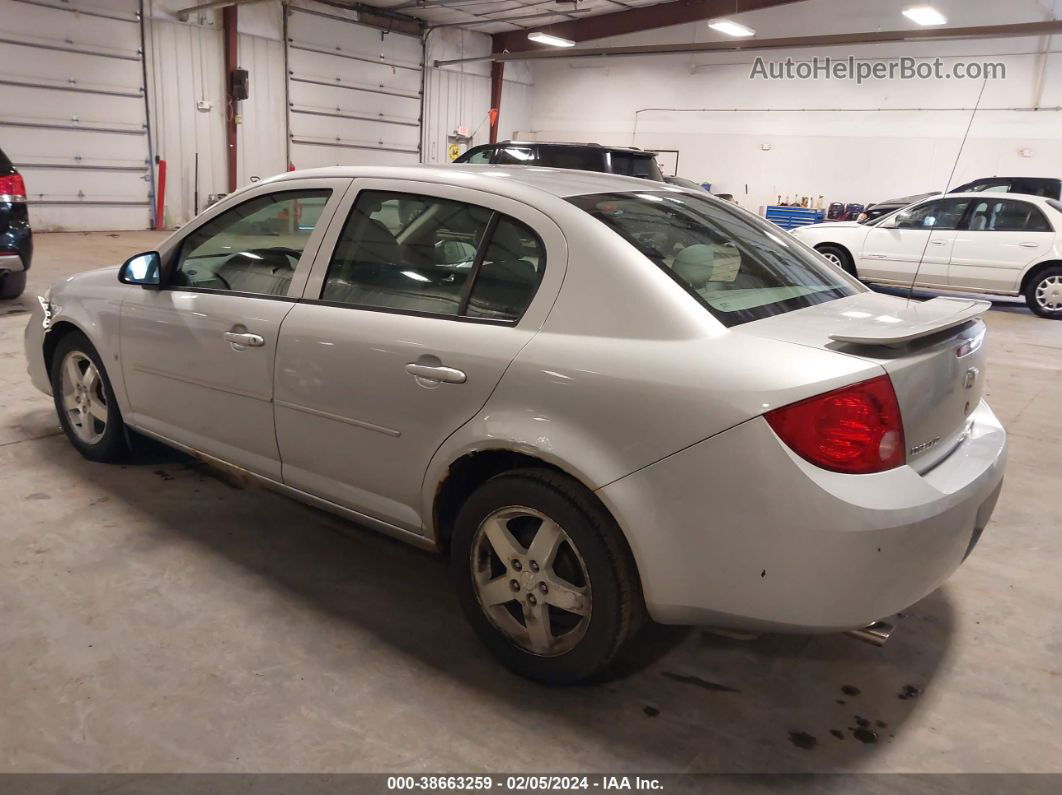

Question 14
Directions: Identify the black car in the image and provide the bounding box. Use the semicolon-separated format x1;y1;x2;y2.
860;176;1062;223
0;147;32;299
455;141;664;181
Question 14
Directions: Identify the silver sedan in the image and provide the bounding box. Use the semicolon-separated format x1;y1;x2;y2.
24;166;1007;683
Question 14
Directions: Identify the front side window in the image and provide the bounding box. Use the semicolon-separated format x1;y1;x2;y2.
569;191;857;326
321;190;544;321
173;190;331;296
967;199;1052;232
892;198;971;230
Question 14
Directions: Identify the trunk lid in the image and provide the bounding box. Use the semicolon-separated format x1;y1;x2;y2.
740;292;989;473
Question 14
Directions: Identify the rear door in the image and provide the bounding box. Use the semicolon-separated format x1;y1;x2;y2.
860;197;970;285
273;180;566;532
948;198;1055;292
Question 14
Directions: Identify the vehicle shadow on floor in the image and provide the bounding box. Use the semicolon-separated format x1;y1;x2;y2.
38;430;959;773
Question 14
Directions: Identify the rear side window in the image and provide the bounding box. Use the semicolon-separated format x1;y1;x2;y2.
536;146;605;172
609;152;663;180
321;190;544;322
967;199;1052;232
569;191;857;327
466;218;545;320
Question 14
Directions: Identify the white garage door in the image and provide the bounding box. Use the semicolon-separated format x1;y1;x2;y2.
286;1;422;170
0;0;152;231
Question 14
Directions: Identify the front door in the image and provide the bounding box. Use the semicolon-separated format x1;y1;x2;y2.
948;197;1055;292
859;197;971;285
274;180;565;532
120;182;346;478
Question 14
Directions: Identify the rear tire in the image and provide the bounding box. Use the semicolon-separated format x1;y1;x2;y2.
0;270;27;299
1024;266;1062;320
816;244;857;277
451;468;643;684
50;332;128;462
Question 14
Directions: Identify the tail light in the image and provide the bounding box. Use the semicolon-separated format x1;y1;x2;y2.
0;173;27;203
765;375;905;474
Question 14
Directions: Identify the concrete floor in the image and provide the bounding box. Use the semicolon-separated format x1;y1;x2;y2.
1;231;1060;774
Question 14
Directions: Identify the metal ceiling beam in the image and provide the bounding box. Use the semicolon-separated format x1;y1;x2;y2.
436;18;1062;66
493;0;808;54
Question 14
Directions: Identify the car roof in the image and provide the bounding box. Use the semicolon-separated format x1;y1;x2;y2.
484;140;653;155
266;164;673;200
959;176;1059;182
937;191;1058;206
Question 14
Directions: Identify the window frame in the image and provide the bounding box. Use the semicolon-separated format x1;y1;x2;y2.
305;185;548;326
156;179;350;302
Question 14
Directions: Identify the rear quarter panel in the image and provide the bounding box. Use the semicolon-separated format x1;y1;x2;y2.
421;210;882;529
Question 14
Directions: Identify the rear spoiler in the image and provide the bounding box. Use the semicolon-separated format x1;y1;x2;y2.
829;297;990;347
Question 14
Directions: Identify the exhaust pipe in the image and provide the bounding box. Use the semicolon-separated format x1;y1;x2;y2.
845;620;893;647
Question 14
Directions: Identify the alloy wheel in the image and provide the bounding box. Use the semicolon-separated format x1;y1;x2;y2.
470;506;591;657
59;351;108;445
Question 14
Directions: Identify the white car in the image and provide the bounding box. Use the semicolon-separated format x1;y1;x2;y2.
791;192;1062;319
24;166;1006;683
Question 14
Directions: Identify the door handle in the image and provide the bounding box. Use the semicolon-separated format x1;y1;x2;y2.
1019;242;1040;248
405;363;467;384
224;331;265;348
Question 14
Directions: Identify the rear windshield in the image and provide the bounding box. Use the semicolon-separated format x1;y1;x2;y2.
608;152;663;181
569;191;858;326
0;148;12;172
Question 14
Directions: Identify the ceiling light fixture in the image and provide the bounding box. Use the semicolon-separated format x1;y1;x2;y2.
528;31;575;47
902;6;948;26
708;18;756;37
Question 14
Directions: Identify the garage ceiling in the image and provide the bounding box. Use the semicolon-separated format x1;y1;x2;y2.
353;0;670;34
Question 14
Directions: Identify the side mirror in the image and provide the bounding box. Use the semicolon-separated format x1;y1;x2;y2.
118;251;161;287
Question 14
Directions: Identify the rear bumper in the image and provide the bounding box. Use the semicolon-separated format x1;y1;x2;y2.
0;252;24;272
1;201;33;272
598;400;1006;632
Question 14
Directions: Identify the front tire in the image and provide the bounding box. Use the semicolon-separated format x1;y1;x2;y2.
1025;266;1062;319
452;469;643;684
50;332;127;462
816;244;857;277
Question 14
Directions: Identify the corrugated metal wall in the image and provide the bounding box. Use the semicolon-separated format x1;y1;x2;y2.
144;1;227;228
0;0;527;230
422;28;490;164
0;0;152;231
237;3;287;183
285;0;422;169
497;60;534;144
